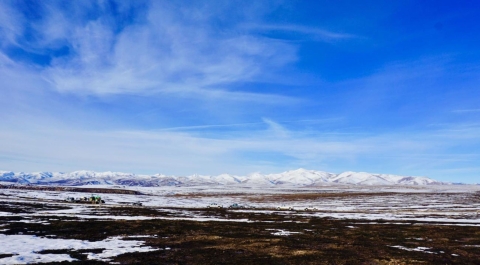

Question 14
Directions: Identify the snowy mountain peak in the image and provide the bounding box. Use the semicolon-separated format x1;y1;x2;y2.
0;169;446;187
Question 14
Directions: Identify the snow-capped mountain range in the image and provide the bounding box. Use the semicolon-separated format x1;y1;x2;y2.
0;169;446;187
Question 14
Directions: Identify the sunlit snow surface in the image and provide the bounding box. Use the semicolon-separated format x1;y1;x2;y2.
0;234;157;264
1;184;480;263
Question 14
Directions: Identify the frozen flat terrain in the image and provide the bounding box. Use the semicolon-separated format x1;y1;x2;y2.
1;184;480;264
2;184;479;223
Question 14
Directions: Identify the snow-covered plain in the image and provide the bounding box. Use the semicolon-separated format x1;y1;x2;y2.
1;184;480;263
1;185;480;223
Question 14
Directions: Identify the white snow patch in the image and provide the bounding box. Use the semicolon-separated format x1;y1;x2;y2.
0;234;158;264
266;229;301;236
390;245;437;254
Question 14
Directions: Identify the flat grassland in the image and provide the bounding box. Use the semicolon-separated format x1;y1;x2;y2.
1;185;480;264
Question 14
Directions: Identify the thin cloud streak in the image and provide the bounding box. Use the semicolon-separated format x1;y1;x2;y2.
152;118;343;132
154;122;265;131
245;24;357;41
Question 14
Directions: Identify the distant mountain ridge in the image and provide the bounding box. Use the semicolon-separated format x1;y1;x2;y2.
0;169;446;187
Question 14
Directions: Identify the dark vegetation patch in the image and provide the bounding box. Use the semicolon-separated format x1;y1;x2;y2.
0;201;70;213
2;214;480;263
170;191;396;202
245;192;474;203
171;192;247;198
107;206;169;217
1;196;480;264
37;248;106;263
113;217;480;264
249;192;398;201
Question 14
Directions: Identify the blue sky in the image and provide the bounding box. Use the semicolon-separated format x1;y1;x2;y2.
1;0;479;183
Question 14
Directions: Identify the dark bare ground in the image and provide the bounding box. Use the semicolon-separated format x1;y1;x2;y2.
0;254;14;259
0;201;70;213
170;191;480;206
1;203;480;265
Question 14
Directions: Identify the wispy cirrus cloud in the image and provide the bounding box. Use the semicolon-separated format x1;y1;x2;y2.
151;118;343;132
245;24;357;41
0;1;299;103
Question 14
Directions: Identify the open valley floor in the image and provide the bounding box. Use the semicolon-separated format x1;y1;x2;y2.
1;185;480;264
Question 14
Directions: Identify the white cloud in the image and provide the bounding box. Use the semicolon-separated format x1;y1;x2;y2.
245;24;357;41
0;1;24;47
24;1;298;103
262;118;290;138
0;1;300;104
